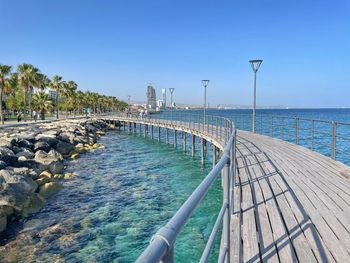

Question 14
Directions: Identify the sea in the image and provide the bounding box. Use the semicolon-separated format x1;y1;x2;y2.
0;108;349;262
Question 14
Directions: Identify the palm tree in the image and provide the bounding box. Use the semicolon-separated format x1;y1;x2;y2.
17;63;39;121
36;73;51;91
62;81;77;118
32;92;53;120
49;75;64;119
0;65;12;124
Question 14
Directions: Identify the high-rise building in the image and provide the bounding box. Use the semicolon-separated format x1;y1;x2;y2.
161;89;166;108
147;84;157;109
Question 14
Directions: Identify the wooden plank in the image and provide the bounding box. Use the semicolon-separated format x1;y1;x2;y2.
238;146;280;263
239;135;350;262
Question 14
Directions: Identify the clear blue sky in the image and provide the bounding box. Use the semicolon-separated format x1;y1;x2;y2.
1;0;349;108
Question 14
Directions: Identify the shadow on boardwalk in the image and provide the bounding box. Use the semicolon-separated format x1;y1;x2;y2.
231;135;334;263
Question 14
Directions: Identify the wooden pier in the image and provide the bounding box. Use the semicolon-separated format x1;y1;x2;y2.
108;116;350;262
232;131;350;262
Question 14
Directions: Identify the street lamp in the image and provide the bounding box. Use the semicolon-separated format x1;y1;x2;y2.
249;59;263;133
202;80;209;124
169;88;175;121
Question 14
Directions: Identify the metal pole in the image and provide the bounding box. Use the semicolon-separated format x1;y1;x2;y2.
212;144;216;167
295;118;299;145
253;70;256;133
192;134;195;157
201;138;205;165
166;128;169;144
183;132;186;152
331;122;336;160
204;85;206;124
158;126;161;142
151;125;154;140
174;129;177;148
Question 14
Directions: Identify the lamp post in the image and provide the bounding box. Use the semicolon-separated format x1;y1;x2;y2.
202;80;209;124
169;88;175;121
249;59;263;133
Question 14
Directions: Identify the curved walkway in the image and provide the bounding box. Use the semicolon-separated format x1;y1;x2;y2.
231;130;350;262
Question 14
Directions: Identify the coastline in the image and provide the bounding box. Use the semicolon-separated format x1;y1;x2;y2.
0;117;117;234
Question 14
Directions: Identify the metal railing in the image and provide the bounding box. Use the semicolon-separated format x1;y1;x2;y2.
232;113;350;164
116;112;236;263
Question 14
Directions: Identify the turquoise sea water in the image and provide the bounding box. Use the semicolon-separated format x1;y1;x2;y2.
160;108;350;165
0;129;222;263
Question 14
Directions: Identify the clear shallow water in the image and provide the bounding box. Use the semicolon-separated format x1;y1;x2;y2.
0;130;222;262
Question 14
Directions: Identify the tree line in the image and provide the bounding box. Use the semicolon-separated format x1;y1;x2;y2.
0;63;128;124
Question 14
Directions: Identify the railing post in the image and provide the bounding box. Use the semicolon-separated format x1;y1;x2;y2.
151;125;154;140
331;122;336;160
295;118;299;145
222;162;230;263
270;116;273;137
158;126;161;142
311;120;314;150
174;129;177;148
216;117;218;138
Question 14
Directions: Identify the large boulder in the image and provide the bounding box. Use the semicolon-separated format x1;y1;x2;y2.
0;147;18;165
34;150;64;174
16;148;35;159
0;170;37;211
0;139;12;148
39;182;63;199
17;139;34;150
58;132;76;144
55;140;74;156
36;136;59;148
34;141;51;153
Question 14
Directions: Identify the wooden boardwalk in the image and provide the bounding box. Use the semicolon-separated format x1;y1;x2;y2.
231;130;350;263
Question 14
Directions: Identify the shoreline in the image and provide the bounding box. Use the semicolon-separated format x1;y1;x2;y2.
0;117;117;234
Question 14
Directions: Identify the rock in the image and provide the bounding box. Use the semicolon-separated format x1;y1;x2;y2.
53;174;64;180
0;160;7;170
96;130;105;136
0;214;7;232
16;148;35;159
74;144;87;154
39;182;63;199
0;147;18;165
34;141;51;153
58;132;75;144
1;170;37;195
20;193;45;217
34;150;64;174
17;139;34;150
70;153;80;159
17;133;36;143
9;167;38;179
55;141;74;156
64;173;76;179
12;145;22;154
0;139;12;148
18;156;27;161
36;136;59;148
92;143;105;149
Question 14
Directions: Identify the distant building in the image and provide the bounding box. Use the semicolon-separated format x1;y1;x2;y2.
147;84;157;109
161;89;166;108
157;100;165;108
33;87;58;100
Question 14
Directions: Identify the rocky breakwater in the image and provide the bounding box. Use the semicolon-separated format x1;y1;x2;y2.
0;118;115;233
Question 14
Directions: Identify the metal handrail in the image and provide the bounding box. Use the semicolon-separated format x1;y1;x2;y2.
116;112;236;263
231;112;350;163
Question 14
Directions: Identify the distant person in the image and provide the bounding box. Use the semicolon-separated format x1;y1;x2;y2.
33;110;37;122
17;112;22;122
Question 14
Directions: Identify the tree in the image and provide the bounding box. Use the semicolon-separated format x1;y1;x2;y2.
49;75;64;119
32;92;53;120
17;63;40;121
0;65;12;124
61;81;77;118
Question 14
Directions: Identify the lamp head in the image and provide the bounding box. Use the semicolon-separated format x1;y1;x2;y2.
249;59;263;72
202;80;210;87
